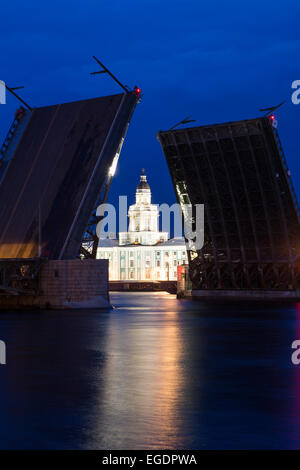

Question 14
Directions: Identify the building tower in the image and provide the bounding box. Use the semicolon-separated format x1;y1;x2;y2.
97;170;187;281
119;170;168;245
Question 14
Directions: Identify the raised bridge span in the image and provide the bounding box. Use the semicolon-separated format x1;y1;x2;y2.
0;90;140;260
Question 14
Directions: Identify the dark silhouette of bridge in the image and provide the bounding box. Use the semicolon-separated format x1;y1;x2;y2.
0;90;140;261
158;116;300;292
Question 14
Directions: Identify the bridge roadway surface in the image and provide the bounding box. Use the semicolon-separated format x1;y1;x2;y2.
0;92;136;259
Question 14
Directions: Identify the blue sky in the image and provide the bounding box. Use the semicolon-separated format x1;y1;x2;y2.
0;0;299;211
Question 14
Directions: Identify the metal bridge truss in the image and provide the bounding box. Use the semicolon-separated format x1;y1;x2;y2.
158;117;300;290
0;258;44;295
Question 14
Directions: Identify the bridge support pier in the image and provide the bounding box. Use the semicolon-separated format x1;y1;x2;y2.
0;259;110;309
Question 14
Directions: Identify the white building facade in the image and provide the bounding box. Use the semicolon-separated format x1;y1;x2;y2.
97;171;187;281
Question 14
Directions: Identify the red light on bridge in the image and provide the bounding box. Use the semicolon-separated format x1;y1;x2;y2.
134;86;141;96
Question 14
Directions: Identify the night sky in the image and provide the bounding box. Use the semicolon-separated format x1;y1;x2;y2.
1;0;299;213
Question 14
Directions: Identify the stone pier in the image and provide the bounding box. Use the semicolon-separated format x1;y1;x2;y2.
0;259;110;309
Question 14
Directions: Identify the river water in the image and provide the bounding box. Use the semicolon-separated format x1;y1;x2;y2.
0;292;300;449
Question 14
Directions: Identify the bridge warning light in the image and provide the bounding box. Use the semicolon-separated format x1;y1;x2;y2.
269;114;278;128
134;86;141;95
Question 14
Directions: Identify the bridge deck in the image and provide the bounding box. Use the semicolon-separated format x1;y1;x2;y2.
0;92;138;259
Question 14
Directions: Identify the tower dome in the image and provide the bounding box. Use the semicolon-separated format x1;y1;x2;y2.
136;169;150;192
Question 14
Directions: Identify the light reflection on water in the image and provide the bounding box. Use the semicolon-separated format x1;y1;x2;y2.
0;292;300;449
94;297;184;449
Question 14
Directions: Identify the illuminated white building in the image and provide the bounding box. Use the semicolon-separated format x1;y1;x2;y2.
97;171;187;281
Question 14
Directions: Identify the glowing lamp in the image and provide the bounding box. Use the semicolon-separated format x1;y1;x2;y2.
109;153;120;176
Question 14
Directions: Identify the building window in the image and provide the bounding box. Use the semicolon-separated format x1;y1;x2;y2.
156;260;160;267
130;260;134;268
130;270;134;279
173;260;177;266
